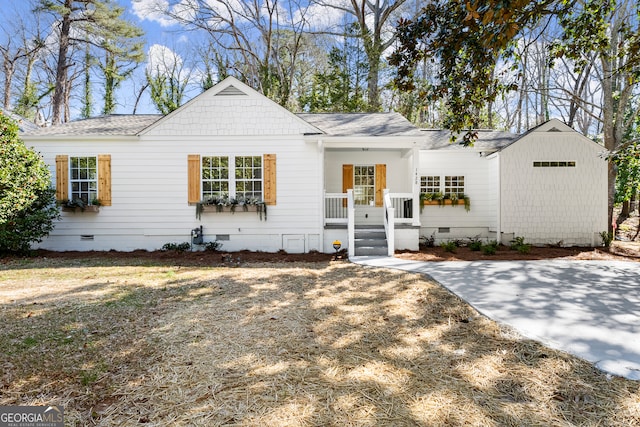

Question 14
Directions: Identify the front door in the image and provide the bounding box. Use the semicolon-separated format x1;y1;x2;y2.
343;163;386;225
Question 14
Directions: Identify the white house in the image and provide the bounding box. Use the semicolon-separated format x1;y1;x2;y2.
22;77;608;255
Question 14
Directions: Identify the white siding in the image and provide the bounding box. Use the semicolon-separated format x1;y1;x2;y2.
500;129;607;246
418;151;497;240
324;149;411;193
30;135;321;252
27;92;323;253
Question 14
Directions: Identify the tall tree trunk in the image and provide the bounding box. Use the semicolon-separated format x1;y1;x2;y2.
2;63;13;109
51;1;72;125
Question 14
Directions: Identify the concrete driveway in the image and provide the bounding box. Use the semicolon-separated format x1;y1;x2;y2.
353;257;640;380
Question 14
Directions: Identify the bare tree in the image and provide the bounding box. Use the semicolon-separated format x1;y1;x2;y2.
157;0;313;108
0;14;45;111
311;0;412;112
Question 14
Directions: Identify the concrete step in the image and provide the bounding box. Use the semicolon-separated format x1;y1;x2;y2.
354;245;389;256
355;230;387;240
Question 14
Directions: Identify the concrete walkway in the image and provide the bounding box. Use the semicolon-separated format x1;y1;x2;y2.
353;257;640;380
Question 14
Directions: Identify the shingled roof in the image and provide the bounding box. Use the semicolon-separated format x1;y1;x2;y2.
297;112;423;137
420;129;517;152
23;114;161;137
0;107;40;133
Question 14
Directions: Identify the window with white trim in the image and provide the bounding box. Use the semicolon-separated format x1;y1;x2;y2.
201;155;262;200
235;156;262;199
70;156;97;204
420;176;440;194
354;165;375;205
202;156;229;198
444;176;465;197
420;175;466;196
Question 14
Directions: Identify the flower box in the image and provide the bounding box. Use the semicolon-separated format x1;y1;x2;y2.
62;205;100;213
200;204;260;213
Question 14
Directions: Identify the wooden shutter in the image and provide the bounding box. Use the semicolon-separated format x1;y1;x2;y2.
375;164;386;207
55;155;69;202
263;154;276;205
342;164;353;207
342;164;354;192
188;154;201;204
98;154;112;206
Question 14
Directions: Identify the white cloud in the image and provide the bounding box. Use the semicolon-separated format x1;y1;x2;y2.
146;44;184;76
132;0;175;27
296;1;348;31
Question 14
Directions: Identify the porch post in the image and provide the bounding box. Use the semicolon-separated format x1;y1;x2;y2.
412;145;421;226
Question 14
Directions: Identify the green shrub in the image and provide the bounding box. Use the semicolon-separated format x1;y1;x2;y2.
0;113;59;254
440;240;457;253
420;233;436;248
468;238;483;251
510;236;531;254
481;240;498;255
600;231;613;247
204;241;223;252
162;242;191;252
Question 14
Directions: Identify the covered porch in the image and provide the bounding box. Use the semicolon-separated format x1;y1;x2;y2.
299;112;426;256
321;144;422;256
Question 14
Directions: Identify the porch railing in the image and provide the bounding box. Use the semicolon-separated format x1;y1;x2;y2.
388;192;414;224
324;192;348;224
324;191;417;225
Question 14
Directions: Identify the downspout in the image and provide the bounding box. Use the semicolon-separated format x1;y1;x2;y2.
318;139;324;252
496;152;502;245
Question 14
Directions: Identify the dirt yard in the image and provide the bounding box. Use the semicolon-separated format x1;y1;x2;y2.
1;254;639;426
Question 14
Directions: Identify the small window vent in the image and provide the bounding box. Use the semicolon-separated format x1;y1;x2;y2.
215;85;247;96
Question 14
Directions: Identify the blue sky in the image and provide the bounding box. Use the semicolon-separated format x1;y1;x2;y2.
0;0;202;116
0;0;353;118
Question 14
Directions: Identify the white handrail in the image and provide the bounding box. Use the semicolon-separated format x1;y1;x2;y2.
383;189;395;256
347;189;355;258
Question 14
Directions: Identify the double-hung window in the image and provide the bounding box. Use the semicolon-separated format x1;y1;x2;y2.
201;155;263;200
202;156;229;198
70;156;97;204
235;156;262;199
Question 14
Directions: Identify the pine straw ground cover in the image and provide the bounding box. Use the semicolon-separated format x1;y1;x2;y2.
1;256;639;426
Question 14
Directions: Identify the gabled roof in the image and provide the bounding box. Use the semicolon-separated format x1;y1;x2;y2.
498;118;604;153
298;113;423;137
420;129;517;151
22;114;161;137
139;76;320;136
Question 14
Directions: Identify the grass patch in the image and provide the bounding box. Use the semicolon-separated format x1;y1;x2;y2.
0;256;638;425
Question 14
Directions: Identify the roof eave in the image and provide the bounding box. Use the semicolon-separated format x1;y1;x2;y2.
22;134;140;142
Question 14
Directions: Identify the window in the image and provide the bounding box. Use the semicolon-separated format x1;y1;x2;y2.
235;156;262;199
200;155;263;200
70;156;97;204
444;176;465;197
202;156;229;198
420;176;440;194
533;161;576;167
354;165;375;205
